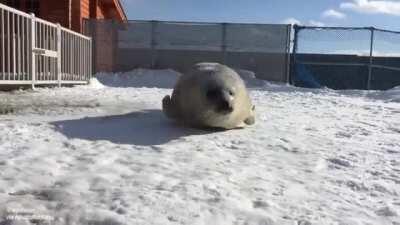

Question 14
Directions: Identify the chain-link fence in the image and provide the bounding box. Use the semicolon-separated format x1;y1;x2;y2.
292;25;400;90
84;19;291;83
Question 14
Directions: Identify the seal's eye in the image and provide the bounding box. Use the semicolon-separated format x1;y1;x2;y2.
229;90;234;96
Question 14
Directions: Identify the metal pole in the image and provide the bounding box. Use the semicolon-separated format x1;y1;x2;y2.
30;13;35;89
89;38;92;81
1;8;4;80
285;24;292;84
291;25;300;86
12;12;15;80
7;11;10;80
367;27;374;90
150;20;157;69
221;23;227;64
16;14;20;80
22;16;25;80
57;24;61;87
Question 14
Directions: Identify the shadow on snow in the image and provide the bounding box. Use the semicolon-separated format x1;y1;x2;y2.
52;109;223;146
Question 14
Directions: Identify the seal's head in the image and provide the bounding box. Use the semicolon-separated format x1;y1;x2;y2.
163;62;255;129
205;85;235;114
188;63;253;128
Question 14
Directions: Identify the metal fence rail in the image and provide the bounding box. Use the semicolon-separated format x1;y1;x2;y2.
292;25;400;90
85;19;291;83
0;3;92;88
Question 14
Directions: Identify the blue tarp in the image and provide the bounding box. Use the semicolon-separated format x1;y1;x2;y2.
294;64;322;88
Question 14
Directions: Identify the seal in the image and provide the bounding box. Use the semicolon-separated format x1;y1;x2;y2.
162;62;255;129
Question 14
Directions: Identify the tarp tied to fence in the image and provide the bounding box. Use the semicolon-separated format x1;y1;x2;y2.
292;25;400;90
84;20;291;83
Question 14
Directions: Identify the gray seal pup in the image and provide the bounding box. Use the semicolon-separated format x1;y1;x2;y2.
162;62;255;129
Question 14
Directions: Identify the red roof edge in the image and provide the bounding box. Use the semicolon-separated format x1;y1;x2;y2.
114;0;127;21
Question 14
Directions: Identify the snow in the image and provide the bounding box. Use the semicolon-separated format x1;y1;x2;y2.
0;69;399;225
95;69;181;89
367;86;400;103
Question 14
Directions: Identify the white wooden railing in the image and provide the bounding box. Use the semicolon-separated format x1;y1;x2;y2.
0;3;92;88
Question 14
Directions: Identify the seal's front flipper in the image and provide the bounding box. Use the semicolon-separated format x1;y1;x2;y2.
244;115;255;125
244;105;255;125
162;95;178;119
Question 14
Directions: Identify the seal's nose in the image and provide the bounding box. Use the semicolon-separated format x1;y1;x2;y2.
207;88;234;113
219;99;234;113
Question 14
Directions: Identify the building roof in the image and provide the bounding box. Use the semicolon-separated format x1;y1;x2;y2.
101;0;127;21
115;0;127;21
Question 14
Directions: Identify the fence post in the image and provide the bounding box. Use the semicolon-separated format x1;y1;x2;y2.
30;13;36;89
285;24;292;84
12;13;16;80
367;27;374;90
89;38;92;81
57;23;62;87
291;25;300;86
221;23;227;64
150;20;157;69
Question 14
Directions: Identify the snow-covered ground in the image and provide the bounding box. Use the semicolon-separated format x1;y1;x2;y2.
0;69;399;225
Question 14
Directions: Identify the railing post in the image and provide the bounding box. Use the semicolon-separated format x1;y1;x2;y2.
57;23;62;87
30;13;35;89
367;27;374;90
89;38;92;81
12;14;16;80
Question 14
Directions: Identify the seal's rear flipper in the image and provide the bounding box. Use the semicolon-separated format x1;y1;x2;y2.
244;116;255;125
162;95;178;119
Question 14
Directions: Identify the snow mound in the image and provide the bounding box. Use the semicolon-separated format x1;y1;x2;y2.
235;69;269;88
95;69;181;88
95;68;272;89
87;78;105;89
367;86;400;103
339;85;400;103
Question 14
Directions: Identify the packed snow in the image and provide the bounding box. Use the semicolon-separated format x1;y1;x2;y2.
0;69;399;225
